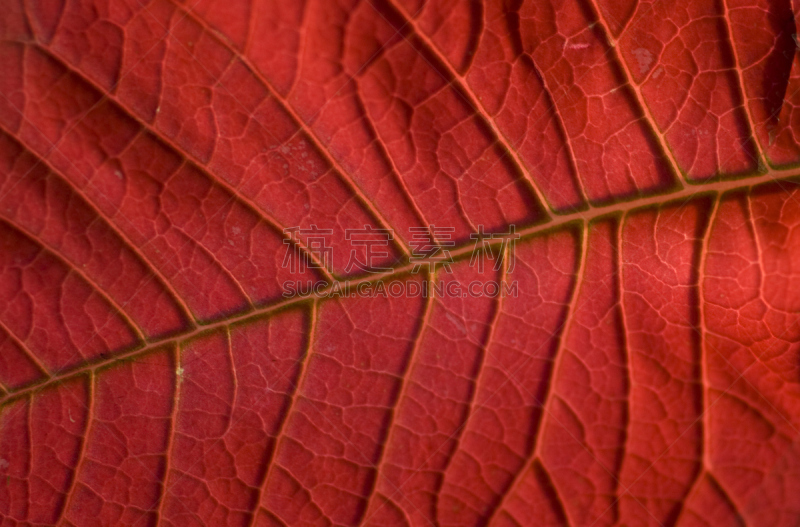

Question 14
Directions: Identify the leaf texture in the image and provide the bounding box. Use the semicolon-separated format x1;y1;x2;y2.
1;0;800;525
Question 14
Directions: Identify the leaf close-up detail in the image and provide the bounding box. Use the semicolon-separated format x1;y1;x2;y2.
1;0;800;525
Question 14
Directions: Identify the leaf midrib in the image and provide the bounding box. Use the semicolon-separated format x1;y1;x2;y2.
1;165;797;405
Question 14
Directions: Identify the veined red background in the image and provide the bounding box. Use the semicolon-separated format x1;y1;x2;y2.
1;0;800;525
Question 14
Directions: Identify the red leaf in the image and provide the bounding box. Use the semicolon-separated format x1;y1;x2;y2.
1;0;800;525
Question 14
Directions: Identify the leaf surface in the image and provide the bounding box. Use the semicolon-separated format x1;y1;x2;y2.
1;0;800;525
